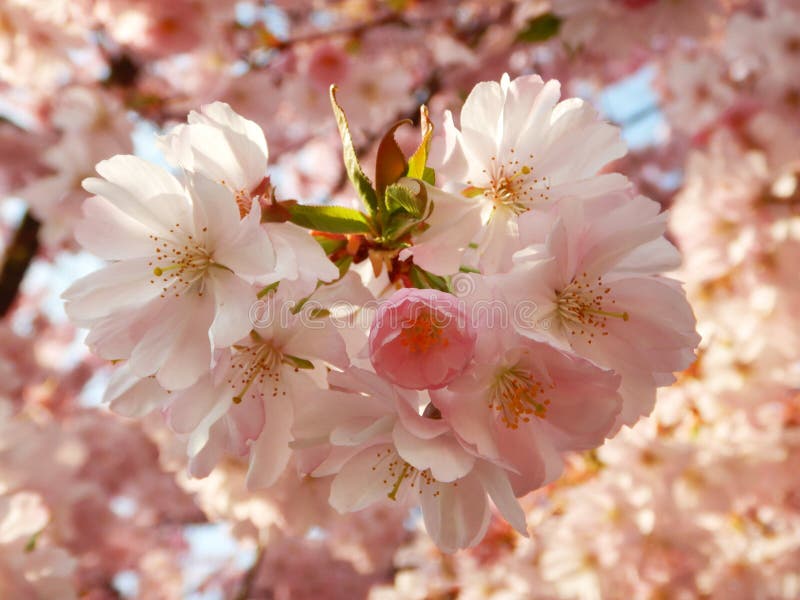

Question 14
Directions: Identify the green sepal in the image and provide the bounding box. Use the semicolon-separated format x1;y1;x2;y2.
313;234;347;256
256;281;280;298
408;264;450;292
283;355;314;370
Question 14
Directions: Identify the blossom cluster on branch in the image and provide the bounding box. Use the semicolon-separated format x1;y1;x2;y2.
1;0;799;598
61;74;699;552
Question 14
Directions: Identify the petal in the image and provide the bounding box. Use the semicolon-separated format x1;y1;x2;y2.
167;377;219;434
75;195;157;259
213;202;276;278
474;460;528;536
329;444;394;513
188;419;226;478
392;423;475;483
460;80;504;145
420;473;491;553
62;258;159;323
246;391;294;489
265;221;339;284
189;101;268;189
127;293;214;389
402;185;483;276
104;366;170;418
189;174;241;251
84;155;190;231
432;386;501;460
208;269;257;348
282;318;348;369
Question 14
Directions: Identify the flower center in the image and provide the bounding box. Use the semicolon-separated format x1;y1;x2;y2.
556;273;629;344
398;309;449;353
228;338;285;404
463;150;551;215
489;366;552;429
372;447;439;500
149;223;212;298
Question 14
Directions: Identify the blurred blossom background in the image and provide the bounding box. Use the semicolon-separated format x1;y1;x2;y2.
1;0;799;598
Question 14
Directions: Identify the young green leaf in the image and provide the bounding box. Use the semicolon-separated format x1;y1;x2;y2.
285;202;374;235
330;85;379;215
421;166;436;185
384;183;424;218
407;105;434;180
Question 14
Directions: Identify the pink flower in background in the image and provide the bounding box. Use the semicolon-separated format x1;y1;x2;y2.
369;288;476;391
306;43;350;91
0;492;76;600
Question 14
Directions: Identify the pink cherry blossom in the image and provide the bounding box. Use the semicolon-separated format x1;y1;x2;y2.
0;492;77;600
62;152;276;390
296;368;527;553
496;194;700;427
431;325;622;496
369;288;476;391
162;101;339;294
406;72;628;275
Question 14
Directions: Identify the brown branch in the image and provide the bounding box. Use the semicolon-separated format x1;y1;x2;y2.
270;11;404;51
0;211;40;318
234;545;264;600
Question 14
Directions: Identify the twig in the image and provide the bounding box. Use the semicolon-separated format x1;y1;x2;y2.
0;211;40;318
234;545;265;600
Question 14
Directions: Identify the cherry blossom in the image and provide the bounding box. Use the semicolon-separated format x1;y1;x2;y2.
496;194;700;426
296;368;528;553
3;1;797;596
407;72;627;275
62;149;277;389
369;288;476;391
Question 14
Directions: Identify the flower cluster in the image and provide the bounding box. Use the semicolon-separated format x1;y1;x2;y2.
64;73;699;552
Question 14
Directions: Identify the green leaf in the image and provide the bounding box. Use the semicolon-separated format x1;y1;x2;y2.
285;203;374;235
421;166;435;186
375;120;411;199
330;86;379;216
407;105;434;180
516;13;562;43
381;183;432;243
385;183;424;218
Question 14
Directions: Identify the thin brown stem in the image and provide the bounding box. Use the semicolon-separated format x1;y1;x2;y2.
234;545;265;600
0;211;40;318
